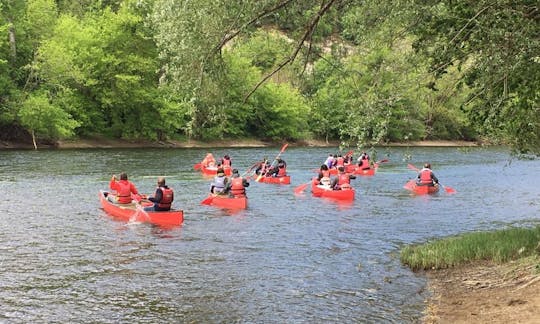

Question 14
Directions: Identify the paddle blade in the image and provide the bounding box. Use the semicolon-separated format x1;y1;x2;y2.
407;163;419;172
201;196;214;205
294;183;309;194
377;159;389;164
443;185;456;194
193;163;201;170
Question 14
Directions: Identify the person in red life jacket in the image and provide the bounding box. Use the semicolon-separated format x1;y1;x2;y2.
109;172;140;204
144;177;174;211
335;154;345;167
224;169;250;197
201;153;216;168
267;158;287;177
330;166;356;190
220;154;232;168
254;157;270;176
317;164;331;182
416;163;439;186
210;168;229;195
357;151;371;170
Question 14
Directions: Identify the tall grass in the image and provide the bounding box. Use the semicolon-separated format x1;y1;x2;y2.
401;226;540;270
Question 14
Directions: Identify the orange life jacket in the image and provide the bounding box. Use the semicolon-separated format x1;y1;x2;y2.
419;169;433;184
338;174;350;186
157;187;174;209
230;177;245;196
116;181;133;204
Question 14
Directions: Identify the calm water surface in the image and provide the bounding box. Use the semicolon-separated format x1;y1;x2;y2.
0;146;539;323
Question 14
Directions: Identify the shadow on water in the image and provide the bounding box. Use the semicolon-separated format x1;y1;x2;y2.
0;146;539;322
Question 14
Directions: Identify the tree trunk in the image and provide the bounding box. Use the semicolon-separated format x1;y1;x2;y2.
8;19;16;60
31;130;37;150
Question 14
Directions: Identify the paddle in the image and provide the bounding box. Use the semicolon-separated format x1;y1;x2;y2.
256;143;289;182
193;163;201;170
294;182;310;194
201;195;214;205
407;163;456;194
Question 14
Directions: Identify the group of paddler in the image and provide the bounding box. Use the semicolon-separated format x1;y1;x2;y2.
105;143;455;212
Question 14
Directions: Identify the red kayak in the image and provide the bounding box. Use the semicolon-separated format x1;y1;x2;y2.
99;190;183;227
311;179;355;201
403;180;440;195
255;175;291;184
201;194;248;209
200;165;232;176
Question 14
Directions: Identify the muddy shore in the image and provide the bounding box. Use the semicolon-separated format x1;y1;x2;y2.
0;138;480;149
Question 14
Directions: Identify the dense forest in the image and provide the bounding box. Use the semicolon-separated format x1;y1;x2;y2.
0;0;538;153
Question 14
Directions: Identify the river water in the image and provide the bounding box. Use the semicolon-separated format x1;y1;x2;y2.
0;146;538;323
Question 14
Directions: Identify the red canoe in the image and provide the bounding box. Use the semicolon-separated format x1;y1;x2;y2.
99;190;183;227
200;165;232;176
255;175;291;184
311;179;355;201
403;180;440;195
203;194;248;209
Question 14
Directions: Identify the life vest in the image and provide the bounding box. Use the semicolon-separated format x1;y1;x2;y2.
116;181;133;204
222;158;231;167
336;157;344;167
212;176;226;193
321;170;330;178
277;165;287;177
419;168;433;185
157;187;173;209
230;177;245;196
320;176;331;186
338;173;350;185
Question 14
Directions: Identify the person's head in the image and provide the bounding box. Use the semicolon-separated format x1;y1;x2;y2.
157;177;165;186
224;155;230;160
320;164;328;171
217;168;225;176
338;166;345;173
232;168;239;176
120;172;128;180
424;163;431;169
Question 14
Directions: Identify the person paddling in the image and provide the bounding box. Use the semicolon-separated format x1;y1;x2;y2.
109;172;139;204
210;168;229;195
144;177;174;211
330;166;356;190
416;163;439;186
225;169;250;197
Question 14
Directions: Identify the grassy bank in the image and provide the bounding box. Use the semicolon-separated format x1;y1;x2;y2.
401;226;540;271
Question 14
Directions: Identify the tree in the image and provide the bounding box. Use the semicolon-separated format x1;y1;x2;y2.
410;0;540;154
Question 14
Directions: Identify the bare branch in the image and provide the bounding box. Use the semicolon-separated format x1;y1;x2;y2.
244;0;339;102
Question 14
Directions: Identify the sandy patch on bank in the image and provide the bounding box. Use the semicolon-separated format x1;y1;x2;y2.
422;258;540;323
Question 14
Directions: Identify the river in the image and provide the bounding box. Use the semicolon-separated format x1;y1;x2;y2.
0;146;538;323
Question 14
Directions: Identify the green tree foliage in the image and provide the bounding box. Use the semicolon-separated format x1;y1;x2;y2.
0;0;536;152
18;91;80;146
410;0;540;153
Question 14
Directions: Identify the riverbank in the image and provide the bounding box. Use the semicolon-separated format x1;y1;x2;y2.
0;138;480;149
423;257;540;323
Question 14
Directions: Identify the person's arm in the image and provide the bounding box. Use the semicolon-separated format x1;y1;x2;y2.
109;175;119;191
431;172;439;184
349;174;356;180
148;188;162;202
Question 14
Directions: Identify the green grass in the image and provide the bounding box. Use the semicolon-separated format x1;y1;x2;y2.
401;226;540;271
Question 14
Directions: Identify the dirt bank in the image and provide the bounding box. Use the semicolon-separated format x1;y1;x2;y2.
0;138;480;149
422;257;540;323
